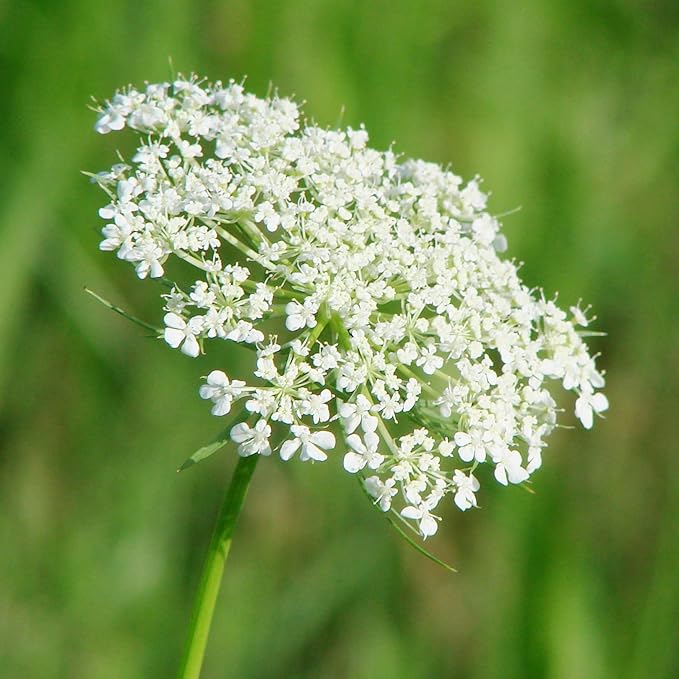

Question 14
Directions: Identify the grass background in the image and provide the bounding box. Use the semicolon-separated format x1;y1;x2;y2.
1;1;678;677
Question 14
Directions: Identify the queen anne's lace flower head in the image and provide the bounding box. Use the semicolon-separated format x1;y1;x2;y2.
93;77;607;538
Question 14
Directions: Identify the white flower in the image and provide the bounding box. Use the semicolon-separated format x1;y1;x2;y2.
312;344;341;371
199;370;246;416
493;449;529;486
94;77;607;537
230;419;272;457
130;241;165;279
416;345;444;375
372;388;402;420
343;431;383;473
245;389;276;417
575;390;609;429
527;447;543;474
401;503;439;538
254;201;281;232
404;476;427;505
403;378;421;411
453;430;488;463
99;212;135;252
300;389;332;424
570;304;591;327
285;300;317;332
453;470;480;510
226;320;264;344
163;313;202;357
279;425;335;462
95;103;127;133
396;342;418;366
365;475;398;511
338;394;377;434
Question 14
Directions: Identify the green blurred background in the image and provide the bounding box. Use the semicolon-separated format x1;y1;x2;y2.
1;1;678;677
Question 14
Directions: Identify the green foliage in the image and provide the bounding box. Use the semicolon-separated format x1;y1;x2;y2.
1;1;678;677
178;406;250;472
178;436;232;473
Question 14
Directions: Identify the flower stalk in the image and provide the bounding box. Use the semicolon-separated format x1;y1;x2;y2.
177;454;259;679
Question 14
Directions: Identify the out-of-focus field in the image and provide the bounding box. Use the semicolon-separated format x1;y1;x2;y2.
1;2;678;677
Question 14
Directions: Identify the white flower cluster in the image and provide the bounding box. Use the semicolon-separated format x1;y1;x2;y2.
93;77;607;538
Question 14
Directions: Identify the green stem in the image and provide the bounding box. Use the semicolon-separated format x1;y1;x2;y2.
177;454;259;679
396;363;439;398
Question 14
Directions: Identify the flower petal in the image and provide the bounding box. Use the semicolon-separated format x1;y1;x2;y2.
419;515;439;537
206;370;229;387
494;464;508;486
454;432;471;446
230;423;252;443
591;393;609;413
343;452;365;473
182;334;200;358
279;438;301;461
164;312;185;330
302;441;328;462
310;430;335;450
400;506;421;521
164;328;185;349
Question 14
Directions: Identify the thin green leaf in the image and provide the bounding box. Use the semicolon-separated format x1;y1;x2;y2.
177;436;230;472
386;512;458;573
356;477;457;573
84;287;160;334
177;404;249;472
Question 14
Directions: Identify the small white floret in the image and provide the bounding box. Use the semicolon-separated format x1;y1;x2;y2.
280;425;335;462
230;419;272;457
163;313;201;358
575;391;609;429
401;504;439;538
453;470;480;511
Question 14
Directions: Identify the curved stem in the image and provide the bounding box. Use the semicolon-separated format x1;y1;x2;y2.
177;454;259;679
